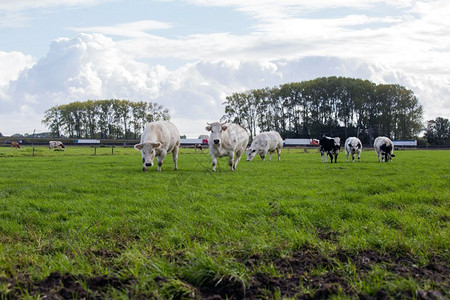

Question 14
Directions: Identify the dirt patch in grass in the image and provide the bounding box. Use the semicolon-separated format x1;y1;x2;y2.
316;226;341;242
2;247;448;299
242;248;353;299
3;272;136;299
197;247;449;299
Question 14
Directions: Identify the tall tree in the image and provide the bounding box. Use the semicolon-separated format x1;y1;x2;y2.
424;117;450;145
42;106;63;138
222;77;423;143
42;99;170;139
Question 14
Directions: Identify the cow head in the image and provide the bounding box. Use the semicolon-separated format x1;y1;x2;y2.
380;144;394;162
347;141;361;153
246;147;257;161
206;122;227;146
333;137;341;154
134;142;162;171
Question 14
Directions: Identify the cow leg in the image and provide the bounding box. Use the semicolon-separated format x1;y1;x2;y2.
277;148;281;161
351;153;355;162
228;153;235;171
211;155;217;172
172;146;179;170
346;152;349;162
334;154;338;163
321;150;326;162
234;150;244;170
357;152;361;162
157;151;167;172
260;153;265;161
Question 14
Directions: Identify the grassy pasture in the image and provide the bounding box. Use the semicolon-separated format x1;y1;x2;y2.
0;146;449;299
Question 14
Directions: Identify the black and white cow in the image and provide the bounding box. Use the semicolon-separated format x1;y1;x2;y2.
49;141;66;151
374;136;395;162
319;136;341;163
344;137;362;162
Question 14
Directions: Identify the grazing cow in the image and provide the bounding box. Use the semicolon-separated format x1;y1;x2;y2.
374;136;395;162
134;121;180;172
206;122;249;171
11;141;20;149
345;137;362;162
319;136;341;163
49;141;66;151
194;143;203;152
246;131;283;162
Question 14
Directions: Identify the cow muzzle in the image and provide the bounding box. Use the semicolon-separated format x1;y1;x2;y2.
214;139;220;145
145;162;153;167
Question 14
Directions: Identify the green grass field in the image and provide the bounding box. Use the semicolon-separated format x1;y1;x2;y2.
0;146;449;299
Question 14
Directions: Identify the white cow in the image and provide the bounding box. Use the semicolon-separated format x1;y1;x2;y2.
49;141;65;150
134;121;180;172
206;122;249;171
344;137;362;162
246;131;283;162
374;136;395;162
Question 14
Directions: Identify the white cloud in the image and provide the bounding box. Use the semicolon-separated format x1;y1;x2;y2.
0;51;34;86
1;33;448;137
186;0;415;20
62;0;447;81
0;0;114;11
69;20;174;38
0;10;32;27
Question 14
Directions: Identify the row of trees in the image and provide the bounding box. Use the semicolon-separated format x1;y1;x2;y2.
221;77;424;144
42;100;170;139
424;117;450;145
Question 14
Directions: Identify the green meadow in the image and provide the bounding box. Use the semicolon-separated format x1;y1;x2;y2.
0;146;449;299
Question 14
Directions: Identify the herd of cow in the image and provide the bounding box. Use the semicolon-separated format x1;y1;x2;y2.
133;121;396;172
8;121;396;171
9;140;66;150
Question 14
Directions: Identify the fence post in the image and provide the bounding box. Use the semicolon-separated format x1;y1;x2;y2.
32;147;35;156
94;147;97;156
111;147;114;155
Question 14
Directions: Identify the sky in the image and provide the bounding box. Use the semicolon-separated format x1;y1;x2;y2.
0;0;449;138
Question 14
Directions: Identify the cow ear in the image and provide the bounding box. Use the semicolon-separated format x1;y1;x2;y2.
206;125;211;131
151;142;162;149
134;143;143;150
222;125;228;131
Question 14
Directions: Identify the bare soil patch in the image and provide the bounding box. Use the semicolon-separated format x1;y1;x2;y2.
2;272;136;299
2;246;448;299
196;247;449;299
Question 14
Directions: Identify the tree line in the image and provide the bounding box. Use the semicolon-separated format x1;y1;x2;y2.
42;99;170;139
221;76;424;144
424;117;450;145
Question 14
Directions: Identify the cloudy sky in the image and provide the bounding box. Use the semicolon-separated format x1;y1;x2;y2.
0;0;449;137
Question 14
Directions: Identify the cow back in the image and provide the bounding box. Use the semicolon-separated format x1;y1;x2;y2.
221;123;249;152
142;121;180;152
